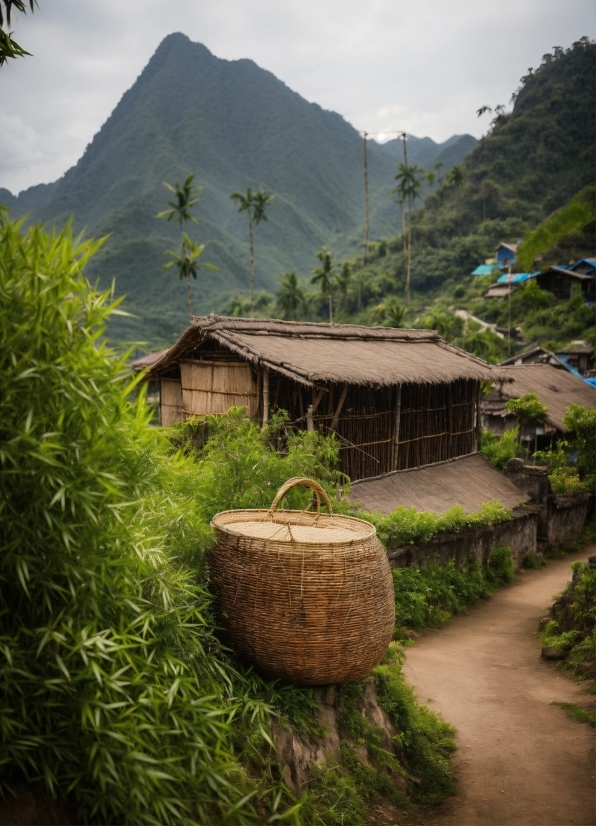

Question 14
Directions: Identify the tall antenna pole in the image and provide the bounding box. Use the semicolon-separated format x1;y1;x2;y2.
402;131;412;303
357;131;369;314
362;131;370;266
507;264;512;357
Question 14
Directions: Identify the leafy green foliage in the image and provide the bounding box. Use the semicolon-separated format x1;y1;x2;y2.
541;560;596;686
0;0;35;66
505;392;548;424
0;213;263;823
360;502;512;549
168;409;342;521
390;549;515;631
298;648;456;824
517;185;596;270
481;427;521;468
563;404;596;489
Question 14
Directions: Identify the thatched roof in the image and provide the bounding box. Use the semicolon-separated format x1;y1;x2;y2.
486;363;596;432
348;453;528;515
148;315;505;387
130;349;169;372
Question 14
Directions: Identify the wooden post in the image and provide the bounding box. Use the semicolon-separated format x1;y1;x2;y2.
362;132;369;267
262;366;269;427
392;385;402;470
475;381;482;450
331;384;349;431
447;382;453;459
306;404;314;432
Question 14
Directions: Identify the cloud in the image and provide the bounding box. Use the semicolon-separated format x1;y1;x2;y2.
0;0;594;192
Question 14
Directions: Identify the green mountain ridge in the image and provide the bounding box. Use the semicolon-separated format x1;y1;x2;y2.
1;32;475;343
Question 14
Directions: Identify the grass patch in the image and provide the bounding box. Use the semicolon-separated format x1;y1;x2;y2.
553;702;596;728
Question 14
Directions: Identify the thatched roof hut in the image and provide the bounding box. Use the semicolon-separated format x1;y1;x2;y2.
148;315;506;481
482;363;596;443
149;315;501;387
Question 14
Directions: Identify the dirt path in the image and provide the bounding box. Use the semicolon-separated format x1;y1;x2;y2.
405;547;596;826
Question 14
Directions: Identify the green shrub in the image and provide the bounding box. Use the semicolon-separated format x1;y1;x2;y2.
169;408;342;522
481;427;521;468
361;501;512;549
542;561;596;677
563;404;596;489
548;467;585;496
0;214;270;825
505;393;548;424
391;548;515;631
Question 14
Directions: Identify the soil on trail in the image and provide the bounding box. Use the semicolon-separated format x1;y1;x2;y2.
405;547;596;826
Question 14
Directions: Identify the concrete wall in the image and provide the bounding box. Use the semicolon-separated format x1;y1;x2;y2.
387;506;538;570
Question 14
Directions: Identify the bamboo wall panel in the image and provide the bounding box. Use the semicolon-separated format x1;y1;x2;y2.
268;377;478;481
180;360;257;417
160;378;183;426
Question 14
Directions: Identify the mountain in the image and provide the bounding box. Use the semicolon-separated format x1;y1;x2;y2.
378;133;477;169
1;33;473;343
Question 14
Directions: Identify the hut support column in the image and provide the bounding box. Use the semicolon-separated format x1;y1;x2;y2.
331;384;349;431
262;366;270;427
392;385;402;471
475;381;482;450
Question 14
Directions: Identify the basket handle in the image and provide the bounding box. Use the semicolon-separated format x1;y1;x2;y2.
269;477;333;516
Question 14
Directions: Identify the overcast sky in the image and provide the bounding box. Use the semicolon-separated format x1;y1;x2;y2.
1;0;594;194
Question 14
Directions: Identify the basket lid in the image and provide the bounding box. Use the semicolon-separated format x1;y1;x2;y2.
210;477;376;545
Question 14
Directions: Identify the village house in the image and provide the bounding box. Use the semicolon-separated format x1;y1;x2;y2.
500;343;596;379
146;316;592;562
534;266;595;302
147;314;507;483
481;362;596;450
495;242;518;269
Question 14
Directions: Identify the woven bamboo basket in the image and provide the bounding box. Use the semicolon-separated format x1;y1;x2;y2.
209;477;395;685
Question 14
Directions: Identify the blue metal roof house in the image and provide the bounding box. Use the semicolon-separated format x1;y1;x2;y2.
569;258;595;276
495;243;517;268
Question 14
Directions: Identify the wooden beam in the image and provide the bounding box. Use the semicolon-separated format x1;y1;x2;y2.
262;366;270;427
392;385;402;471
311;387;326;414
475;381;482;450
331;383;349;430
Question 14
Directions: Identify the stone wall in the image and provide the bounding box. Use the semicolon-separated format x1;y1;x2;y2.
502;458;589;549
387;506;538;570
547;495;590;547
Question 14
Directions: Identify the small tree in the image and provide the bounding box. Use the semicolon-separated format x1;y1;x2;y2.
311;246;336;323
156;173;216;317
563;404;596;488
230;187;274;318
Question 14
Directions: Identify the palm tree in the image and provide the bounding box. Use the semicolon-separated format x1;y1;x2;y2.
276;271;308;320
392;162;424;302
230;187;274;318
156;173;216;316
311;246;335;323
447;165;464;188
371;296;405;327
162;233;217;317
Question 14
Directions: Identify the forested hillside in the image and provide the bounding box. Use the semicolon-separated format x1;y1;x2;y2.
0;32;473;343
257;38;594;361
